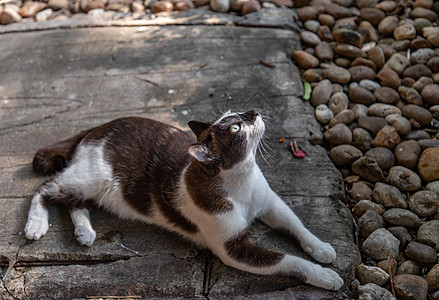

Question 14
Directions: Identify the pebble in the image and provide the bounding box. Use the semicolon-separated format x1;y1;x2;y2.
386;53;409;74
334;43;366;59
310;79;332;106
374;87;399;104
352;104;369;119
298;6;318;21
365;147;394;171
367;46;385;68
403;64;433;81
35;8;53;21
241;1;260;15
388;226;413;251
315;104;334;124
411;48;436;64
408;191;439;218
18;1;47;18
333;28;364;48
373;182;407;208
329;109;355;127
358;116;387;136
315;41;334;61
359;79;380;92
393;274;429;300
371;125;401;150
386;114;411;136
357;283;396;300
418;139;439;151
324;123;352;144
426;264;439;292
317;25;334;42
304;20;320;33
330;144;363;168
405;241;437;265
325;2;354;19
421;84;439;106
410;7;436;21
321;63;351;84
378;16;399;36
427;57;439;73
398;86;423;106
353;128;372;143
349;86;376;105
351;156;384;182
209;0;229;12
0;5;22;24
394;140;421;169
47;0;68;10
292;51;319;69
358;210;385;239
383;208;420;228
357;263;389;286
353;200;385;218
300;31;321;47
368;103;400;118
418;221;439;251
359;8;384;26
413;77;434;93
402;104;433;127
404;130;431;141
426;181;439;194
362;228;400;260
377;66;400;89
377;258;397;276
349;66;376;82
397;260;421;275
423;27;439;47
348;181;373;201
388;166;422;192
418;148;439;182
393;23;417;40
328;92;349;115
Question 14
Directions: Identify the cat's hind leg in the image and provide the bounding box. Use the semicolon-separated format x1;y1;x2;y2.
258;191;336;264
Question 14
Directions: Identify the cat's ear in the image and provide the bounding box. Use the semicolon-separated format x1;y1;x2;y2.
187;143;217;164
188;121;210;138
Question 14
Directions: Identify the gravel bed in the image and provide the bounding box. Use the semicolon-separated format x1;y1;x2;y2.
1;0;439;299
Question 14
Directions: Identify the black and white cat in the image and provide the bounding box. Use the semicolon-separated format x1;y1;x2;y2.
25;110;343;291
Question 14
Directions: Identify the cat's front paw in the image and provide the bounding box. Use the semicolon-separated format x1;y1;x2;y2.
74;225;96;247
25;216;49;240
303;241;336;264
307;266;344;291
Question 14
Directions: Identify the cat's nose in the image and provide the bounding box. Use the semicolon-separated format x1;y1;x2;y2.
242;110;259;122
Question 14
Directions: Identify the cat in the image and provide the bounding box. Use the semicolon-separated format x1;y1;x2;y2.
25;110;343;291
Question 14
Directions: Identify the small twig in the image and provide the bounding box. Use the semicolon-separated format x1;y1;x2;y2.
136;76;159;87
259;59;276;68
388;254;396;298
1;256;16;282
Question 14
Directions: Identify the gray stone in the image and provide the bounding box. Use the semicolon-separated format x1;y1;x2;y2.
394;140;421;169
353;128;373;143
362;228;400;260
364;147;394;171
352;104;369;119
388;166;422;192
397;260;421;275
372;182;407;208
386;114;411;136
388;226;413;251
383;208;420;228
330;144;363;168
405;241;437;264
418;139;439;151
352;200;385;218
358;210;385;239
324;123;353;144
394;275;429;300
311;79;332;107
357;283;396;300
358;116;387;136
408;191;439;217
368;103;401;118
418;220;439;251
356;264;389;286
328;92;349;116
411;48;436;64
352;157;385;182
426;181;439;194
315;104;334;124
359;79;380;92
386;53;409;74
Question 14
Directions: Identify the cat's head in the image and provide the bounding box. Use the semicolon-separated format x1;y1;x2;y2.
187;110;264;175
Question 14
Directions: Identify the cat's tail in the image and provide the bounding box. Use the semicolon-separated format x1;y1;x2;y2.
33;129;91;174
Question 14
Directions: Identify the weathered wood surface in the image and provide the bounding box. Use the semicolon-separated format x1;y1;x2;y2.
0;11;360;299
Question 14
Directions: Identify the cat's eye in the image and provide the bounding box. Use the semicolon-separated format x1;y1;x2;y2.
230;124;241;133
